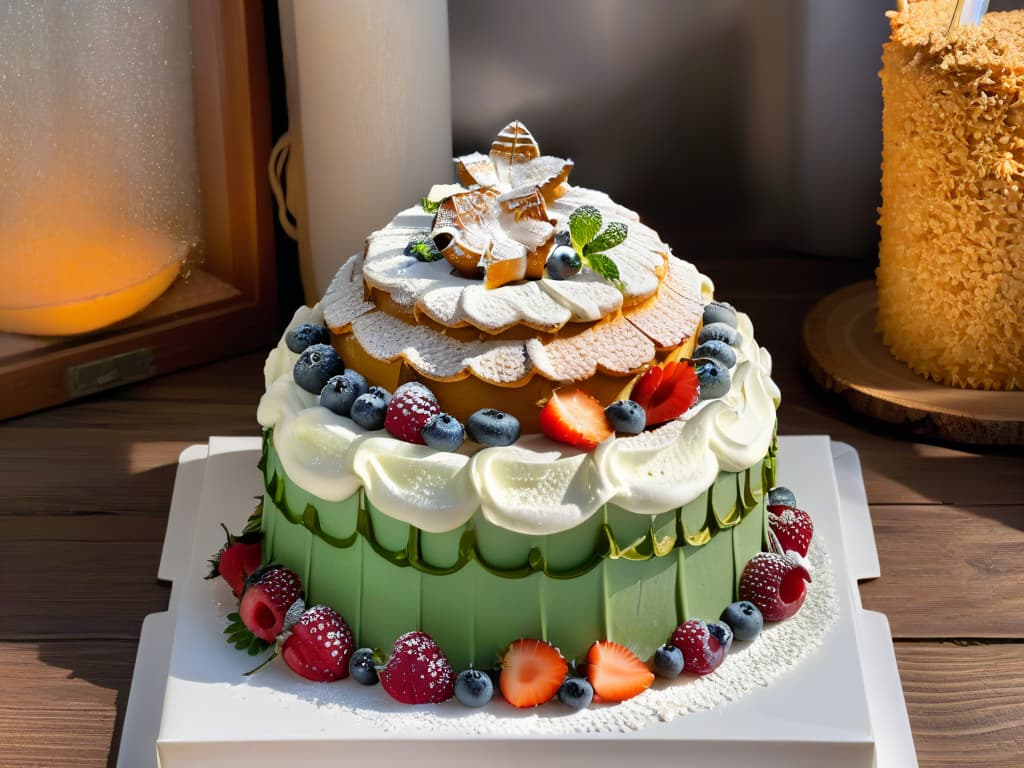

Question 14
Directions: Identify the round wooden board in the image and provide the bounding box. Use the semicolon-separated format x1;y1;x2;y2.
801;281;1024;446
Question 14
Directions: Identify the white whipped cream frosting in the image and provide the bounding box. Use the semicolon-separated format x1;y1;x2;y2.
257;302;781;536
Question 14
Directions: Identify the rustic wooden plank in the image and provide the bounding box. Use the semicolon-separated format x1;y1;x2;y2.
0;641;135;768
861;505;1024;638
1;534;170;640
896;643;1024;768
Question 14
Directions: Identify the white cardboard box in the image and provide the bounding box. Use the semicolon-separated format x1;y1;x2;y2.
117;435;917;768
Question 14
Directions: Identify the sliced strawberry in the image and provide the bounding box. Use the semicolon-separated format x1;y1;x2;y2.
379;630;455;704
632;361;699;426
630;365;664;407
768;506;814;558
206;524;262;598
738;552;811;622
538;387;613;450
282;604;354;682
670;619;729;676
499;638;568;708
238;565;303;643
385;389;441;444
585;641;654;702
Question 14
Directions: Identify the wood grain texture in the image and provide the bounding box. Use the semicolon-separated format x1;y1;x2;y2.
860;505;1024;638
802;281;1024;445
0;641;135;768
897;643;1024;768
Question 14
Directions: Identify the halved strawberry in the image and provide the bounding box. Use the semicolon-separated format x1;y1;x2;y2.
499;638;568;708
585;641;654;702
206;524;262;598
538;387;613;450
379;630;455;704
238;565;303;643
768;506;814;558
282;604;354;682
631;361;699;426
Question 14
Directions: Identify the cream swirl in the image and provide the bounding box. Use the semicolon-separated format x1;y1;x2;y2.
257;299;780;536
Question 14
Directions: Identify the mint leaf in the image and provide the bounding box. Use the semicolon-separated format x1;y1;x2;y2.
568;205;602;252
584;221;628;255
421;197;441;214
583;252;621;283
404;235;442;262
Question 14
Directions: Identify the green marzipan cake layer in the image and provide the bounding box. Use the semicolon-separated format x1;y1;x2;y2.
259;432;775;669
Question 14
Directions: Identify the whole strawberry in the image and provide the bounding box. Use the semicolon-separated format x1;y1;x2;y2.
282;605;354;682
670;619;732;676
384;388;441;444
379;630;455;704
239;564;303;643
206;524;262;598
768;506;813;558
738;552;811;622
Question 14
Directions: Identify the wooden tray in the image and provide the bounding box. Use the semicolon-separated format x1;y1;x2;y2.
801;281;1024;446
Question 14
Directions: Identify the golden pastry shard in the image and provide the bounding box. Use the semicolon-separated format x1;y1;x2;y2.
432;188;499;277
455;151;499;188
490;120;541;173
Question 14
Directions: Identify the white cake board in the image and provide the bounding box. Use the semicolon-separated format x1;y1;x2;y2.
117;436;917;768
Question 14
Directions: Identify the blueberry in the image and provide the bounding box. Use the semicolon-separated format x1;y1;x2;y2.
350;386;391;430
652;644;684;678
320;370;369;417
349;647;379;685
692;340;737;369
558;677;594;710
545;245;582;280
702;301;737;329
605;400;646;434
466;408;520;446
293;343;343;394
719;600;764;642
768;486;798;509
285;323;330;354
698;322;742;348
695;359;732;400
454;669;493;707
554;230;571;246
707;620;735;653
394;381;437;402
421;412;465;451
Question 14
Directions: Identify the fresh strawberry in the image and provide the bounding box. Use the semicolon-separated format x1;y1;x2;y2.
238;564;303;643
206;524;262;598
281;604;354;682
385;389;441;444
670;619;730;676
379;630;455;704
768;506;814;558
538;387;613;450
738;552;811;622
499;638;568;708
584;641;654;702
629;361;699;425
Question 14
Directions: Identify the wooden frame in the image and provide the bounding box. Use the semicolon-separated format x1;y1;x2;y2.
0;1;277;421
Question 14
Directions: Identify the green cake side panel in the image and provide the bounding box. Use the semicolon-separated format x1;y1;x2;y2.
260;434;771;671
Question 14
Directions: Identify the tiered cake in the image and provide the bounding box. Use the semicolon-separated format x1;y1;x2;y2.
254;122;782;672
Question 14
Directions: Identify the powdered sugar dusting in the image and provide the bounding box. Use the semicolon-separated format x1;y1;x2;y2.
351;312;531;384
243;538;838;734
322;253;375;332
625;259;703;348
526;315;654;381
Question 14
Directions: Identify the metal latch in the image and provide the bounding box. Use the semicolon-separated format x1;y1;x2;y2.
67;348;155;398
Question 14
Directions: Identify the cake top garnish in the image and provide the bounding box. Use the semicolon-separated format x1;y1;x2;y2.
352;121;674;338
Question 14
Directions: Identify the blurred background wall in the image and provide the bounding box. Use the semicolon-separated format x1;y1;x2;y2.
448;0;893;260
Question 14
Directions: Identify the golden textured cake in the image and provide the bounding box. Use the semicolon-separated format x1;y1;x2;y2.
879;2;1024;391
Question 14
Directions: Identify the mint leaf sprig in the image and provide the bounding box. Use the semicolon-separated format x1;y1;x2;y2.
567;205;626;287
421;197;441;214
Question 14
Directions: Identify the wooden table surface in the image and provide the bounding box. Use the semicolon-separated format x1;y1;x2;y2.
1;255;1021;767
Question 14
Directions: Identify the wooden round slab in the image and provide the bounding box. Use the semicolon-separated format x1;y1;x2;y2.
801;281;1024;446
